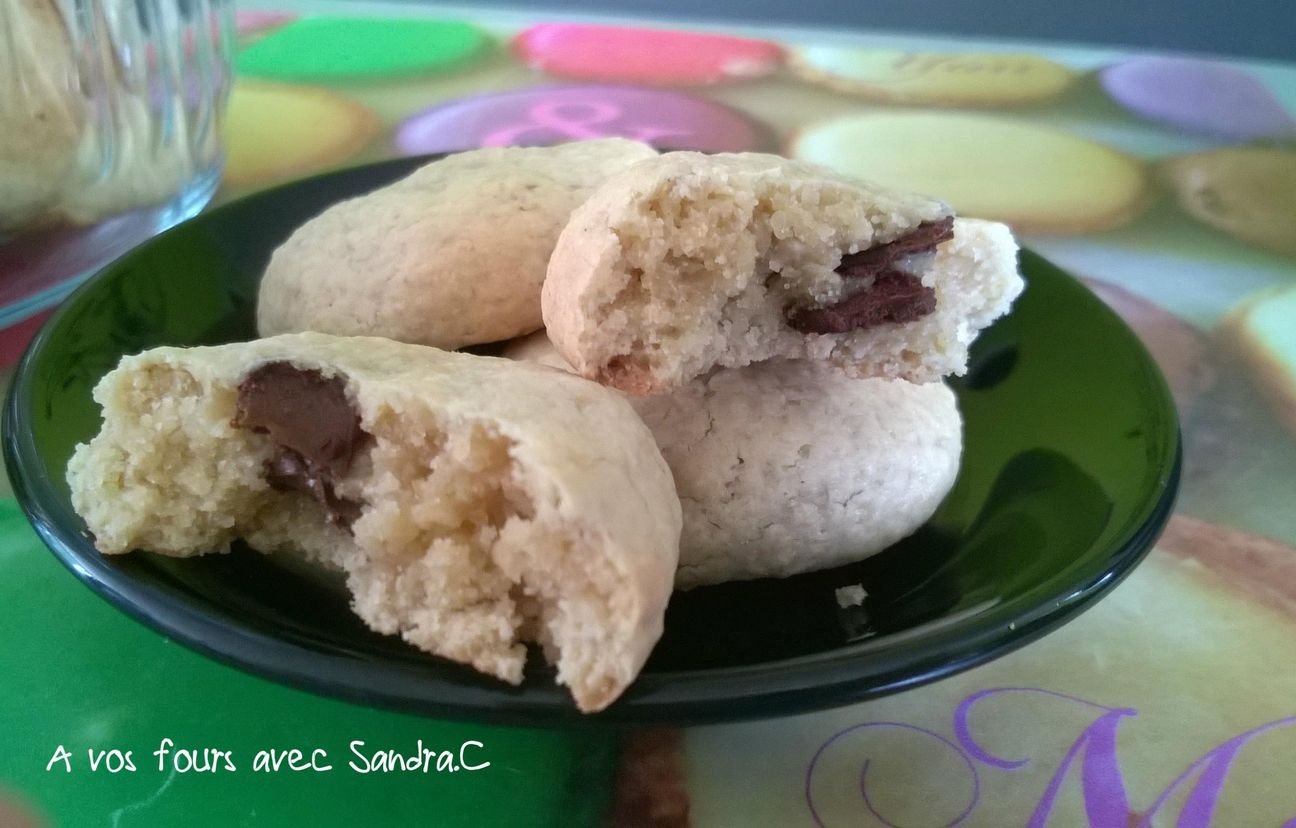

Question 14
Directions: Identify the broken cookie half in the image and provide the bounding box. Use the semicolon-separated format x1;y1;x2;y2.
541;151;1024;395
66;332;682;713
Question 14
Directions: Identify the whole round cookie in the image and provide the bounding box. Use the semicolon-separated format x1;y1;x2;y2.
789;47;1076;106
1101;57;1295;141
506;333;963;588
512;24;782;86
394;85;775;155
68;332;681;713
258;139;658;349
237;17;487;81
221;81;379;189
790;112;1148;234
638;364;962;588
1159;147;1296;257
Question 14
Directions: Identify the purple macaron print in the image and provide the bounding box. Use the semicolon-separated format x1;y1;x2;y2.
1100;57;1295;140
394;85;774;155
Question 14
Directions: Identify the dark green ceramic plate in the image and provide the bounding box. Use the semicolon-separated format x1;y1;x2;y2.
4;156;1180;726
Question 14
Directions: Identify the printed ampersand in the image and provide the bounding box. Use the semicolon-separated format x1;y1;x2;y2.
481;101;689;146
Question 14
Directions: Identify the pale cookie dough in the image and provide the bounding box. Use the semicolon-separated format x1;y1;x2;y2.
508;333;963;587
542;153;1022;395
257;139;658;349
0;0;82;232
67;332;681;713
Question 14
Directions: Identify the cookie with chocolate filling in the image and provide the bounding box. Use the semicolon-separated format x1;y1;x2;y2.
507;333;962;588
541;152;1024;395
66;332;681;713
257;138;658;350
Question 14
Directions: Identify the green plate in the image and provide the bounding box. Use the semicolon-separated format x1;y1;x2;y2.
3;155;1180;726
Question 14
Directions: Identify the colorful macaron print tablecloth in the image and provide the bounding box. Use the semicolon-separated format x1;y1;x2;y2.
2;2;1295;825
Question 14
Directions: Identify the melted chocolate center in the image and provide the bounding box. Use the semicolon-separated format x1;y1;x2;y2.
233;362;368;529
788;216;954;335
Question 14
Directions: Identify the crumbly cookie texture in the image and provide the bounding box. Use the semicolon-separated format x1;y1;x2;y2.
257;139;658;350
507;333;962;587
541;151;1023;395
66;332;681;713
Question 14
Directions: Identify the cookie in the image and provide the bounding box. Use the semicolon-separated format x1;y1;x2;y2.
0;0;82;231
541;152;1023;395
508;333;961;587
789;47;1076;106
221;80;380;189
394;85;775;155
66;332;681;713
647;366;959;588
512;24;782;86
4;0;222;228
258;139;657;349
1101;57;1295;141
237;17;487;82
1159;147;1296;257
790;112;1148;234
1219;286;1296;435
57;89;207;227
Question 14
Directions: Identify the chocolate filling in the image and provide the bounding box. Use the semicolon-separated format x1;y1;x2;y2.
787;216;954;334
787;270;938;334
233;362;368;529
836;216;955;280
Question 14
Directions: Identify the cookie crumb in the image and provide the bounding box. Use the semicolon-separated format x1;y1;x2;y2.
835;583;868;608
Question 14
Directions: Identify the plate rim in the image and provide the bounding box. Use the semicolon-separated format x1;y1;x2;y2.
2;155;1182;727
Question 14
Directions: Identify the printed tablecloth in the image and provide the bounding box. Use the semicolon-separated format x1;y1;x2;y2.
2;2;1295;825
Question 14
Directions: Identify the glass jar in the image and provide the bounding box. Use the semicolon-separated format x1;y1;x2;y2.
0;0;234;324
